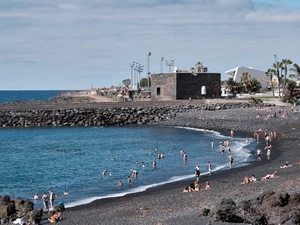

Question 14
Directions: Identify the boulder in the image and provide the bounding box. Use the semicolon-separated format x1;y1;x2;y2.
209;198;245;223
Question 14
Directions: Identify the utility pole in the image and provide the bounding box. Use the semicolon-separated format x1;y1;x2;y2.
130;62;135;90
147;52;151;95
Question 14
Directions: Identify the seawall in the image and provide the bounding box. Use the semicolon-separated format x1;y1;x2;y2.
0;102;274;128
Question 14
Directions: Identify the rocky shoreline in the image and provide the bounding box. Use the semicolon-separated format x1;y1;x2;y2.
1;98;300;224
0;98;275;128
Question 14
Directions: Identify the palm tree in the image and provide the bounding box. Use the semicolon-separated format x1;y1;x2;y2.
248;78;262;93
286;80;297;97
241;72;250;93
281;59;293;94
266;68;275;97
273;62;283;97
122;79;131;90
290;63;300;79
226;78;238;93
190;67;196;74
195;62;204;73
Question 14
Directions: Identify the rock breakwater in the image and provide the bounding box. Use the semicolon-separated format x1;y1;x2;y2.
0;102;273;128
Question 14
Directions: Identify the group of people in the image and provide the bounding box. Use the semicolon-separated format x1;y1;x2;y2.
34;190;68;211
255;129;276;161
102;146;168;187
240;174;257;184
240;171;278;184
183;177;211;192
47;202;65;223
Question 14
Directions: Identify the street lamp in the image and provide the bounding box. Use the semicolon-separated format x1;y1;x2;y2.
137;64;144;89
166;60;174;72
147;52;151;95
134;62;138;90
161;57;164;73
130;62;135;90
135;63;143;89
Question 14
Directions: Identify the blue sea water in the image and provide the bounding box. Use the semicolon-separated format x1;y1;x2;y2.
0;91;257;210
0;90;77;103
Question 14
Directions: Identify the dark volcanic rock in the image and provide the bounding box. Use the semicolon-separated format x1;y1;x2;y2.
205;192;300;225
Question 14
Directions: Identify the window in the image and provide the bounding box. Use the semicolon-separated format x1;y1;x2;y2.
157;87;161;96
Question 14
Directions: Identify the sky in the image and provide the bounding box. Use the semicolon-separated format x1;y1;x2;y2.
0;0;299;90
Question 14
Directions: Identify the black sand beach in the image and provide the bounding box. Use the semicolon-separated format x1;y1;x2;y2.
48;103;300;225
1;99;299;224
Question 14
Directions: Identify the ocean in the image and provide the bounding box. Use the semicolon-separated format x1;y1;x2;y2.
0;90;75;103
0;91;257;210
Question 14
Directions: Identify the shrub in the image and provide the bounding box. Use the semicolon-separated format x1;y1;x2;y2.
248;97;263;104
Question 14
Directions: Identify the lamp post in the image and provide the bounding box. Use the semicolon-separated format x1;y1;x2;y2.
161;57;164;73
136;63;142;89
147;52;151;95
134;62;138;90
130;62;135;90
137;64;144;89
166;60;174;72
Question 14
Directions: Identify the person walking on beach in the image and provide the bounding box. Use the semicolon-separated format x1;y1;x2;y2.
229;155;234;169
42;192;49;210
208;161;212;176
195;164;200;177
49;190;56;209
257;149;262;161
266;148;271;160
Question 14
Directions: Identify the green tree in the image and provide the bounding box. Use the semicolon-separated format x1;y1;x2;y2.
290;63;300;79
226;78;238;93
195;62;204;73
240;72;251;93
281;59;293;94
139;77;150;87
286;80;297;97
122;79;131;89
273;62;283;97
248;78;262;92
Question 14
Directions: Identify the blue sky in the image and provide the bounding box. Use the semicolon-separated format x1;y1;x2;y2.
0;0;299;90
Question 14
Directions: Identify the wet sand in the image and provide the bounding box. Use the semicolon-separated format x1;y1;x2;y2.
50;104;300;225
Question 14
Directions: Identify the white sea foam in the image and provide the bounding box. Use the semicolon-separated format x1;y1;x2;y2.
173;126;221;136
65;164;232;209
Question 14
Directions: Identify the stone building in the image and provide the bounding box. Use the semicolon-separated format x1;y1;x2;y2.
151;72;221;101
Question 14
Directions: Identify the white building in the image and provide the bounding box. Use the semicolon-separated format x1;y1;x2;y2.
225;66;277;90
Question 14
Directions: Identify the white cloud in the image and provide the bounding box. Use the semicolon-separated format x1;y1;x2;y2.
0;0;299;90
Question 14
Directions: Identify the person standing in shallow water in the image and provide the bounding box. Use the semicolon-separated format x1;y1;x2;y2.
42;192;49;210
208;161;212;176
49;190;56;209
257;148;262;161
228;155;234;169
127;176;131;185
195;164;200;177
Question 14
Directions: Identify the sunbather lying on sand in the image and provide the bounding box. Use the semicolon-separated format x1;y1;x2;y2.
240;175;251;184
261;171;278;180
280;161;291;168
